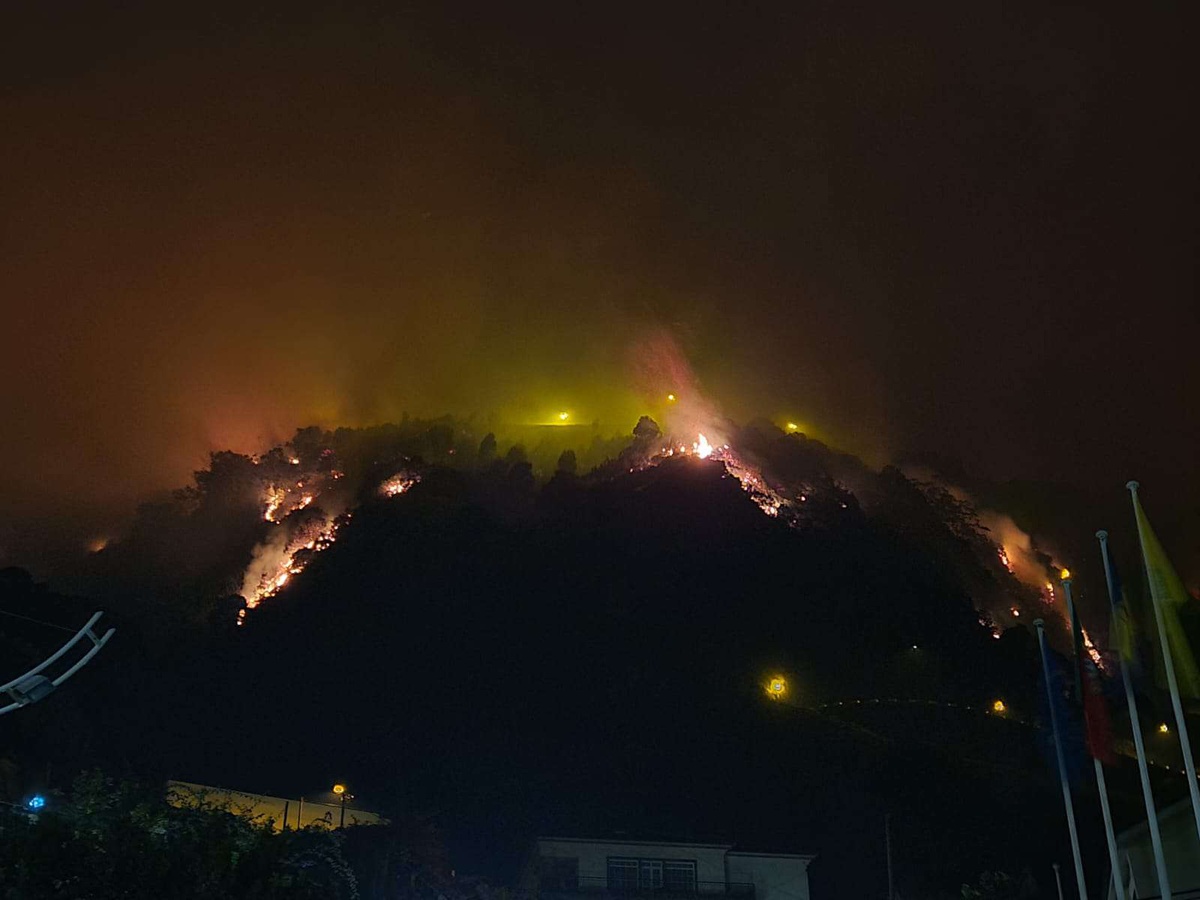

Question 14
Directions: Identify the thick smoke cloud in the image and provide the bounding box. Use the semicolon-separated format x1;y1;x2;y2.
3;8;1196;583
0;13;882;560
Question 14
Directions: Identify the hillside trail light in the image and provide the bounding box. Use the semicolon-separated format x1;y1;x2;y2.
558;412;569;421
0;611;115;717
1159;723;1170;734
992;699;1006;714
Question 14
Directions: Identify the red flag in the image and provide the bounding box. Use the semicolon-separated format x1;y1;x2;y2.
1081;654;1116;765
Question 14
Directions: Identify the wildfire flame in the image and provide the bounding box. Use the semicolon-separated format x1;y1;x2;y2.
238;512;348;623
263;486;287;522
239;456;425;624
641;433;800;523
380;472;421;497
1081;625;1106;671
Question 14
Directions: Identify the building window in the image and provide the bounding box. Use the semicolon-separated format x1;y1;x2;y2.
608;859;640;892
607;858;696;894
663;862;697;893
541;857;579;889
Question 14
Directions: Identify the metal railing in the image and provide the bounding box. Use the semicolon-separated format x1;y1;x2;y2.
540;877;754;899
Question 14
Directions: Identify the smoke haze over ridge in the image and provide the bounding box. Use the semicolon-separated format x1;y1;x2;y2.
2;5;1195;577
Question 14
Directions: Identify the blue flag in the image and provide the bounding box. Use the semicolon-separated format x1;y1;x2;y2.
1038;646;1086;786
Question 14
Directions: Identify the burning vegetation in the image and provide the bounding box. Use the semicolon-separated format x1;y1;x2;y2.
79;409;1080;650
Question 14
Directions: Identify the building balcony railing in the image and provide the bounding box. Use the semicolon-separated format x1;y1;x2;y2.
540;877;755;900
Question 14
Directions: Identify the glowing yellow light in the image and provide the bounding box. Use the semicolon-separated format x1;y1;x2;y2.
786;422;799;432
765;676;788;700
667;393;676;402
1159;723;1170;734
992;699;1006;714
695;434;713;459
558;411;569;421
1060;568;1071;581
332;784;346;795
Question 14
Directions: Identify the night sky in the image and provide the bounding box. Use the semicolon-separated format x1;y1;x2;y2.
2;4;1195;574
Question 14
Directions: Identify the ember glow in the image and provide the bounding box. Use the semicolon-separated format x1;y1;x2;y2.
380;472;421;498
642;429;809;524
716;446;789;518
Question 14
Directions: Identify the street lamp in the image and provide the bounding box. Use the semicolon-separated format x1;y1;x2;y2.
1;612;115;717
332;784;350;828
764;675;788;701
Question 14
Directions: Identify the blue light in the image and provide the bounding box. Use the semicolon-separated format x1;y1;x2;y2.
27;795;45;810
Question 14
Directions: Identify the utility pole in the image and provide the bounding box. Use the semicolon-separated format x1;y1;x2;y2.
333;783;349;828
885;813;894;900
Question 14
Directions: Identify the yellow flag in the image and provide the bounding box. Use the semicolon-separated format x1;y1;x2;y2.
1131;486;1200;697
1111;598;1138;668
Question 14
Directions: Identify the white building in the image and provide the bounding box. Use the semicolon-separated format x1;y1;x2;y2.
1109;797;1200;898
523;836;815;900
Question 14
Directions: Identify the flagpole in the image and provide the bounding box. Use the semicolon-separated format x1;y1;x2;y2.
1092;760;1123;900
1097;529;1171;899
1062;578;1125;900
1127;480;1200;844
1035;618;1089;900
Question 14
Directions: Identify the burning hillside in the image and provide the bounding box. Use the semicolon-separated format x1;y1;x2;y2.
76;410;1080;648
